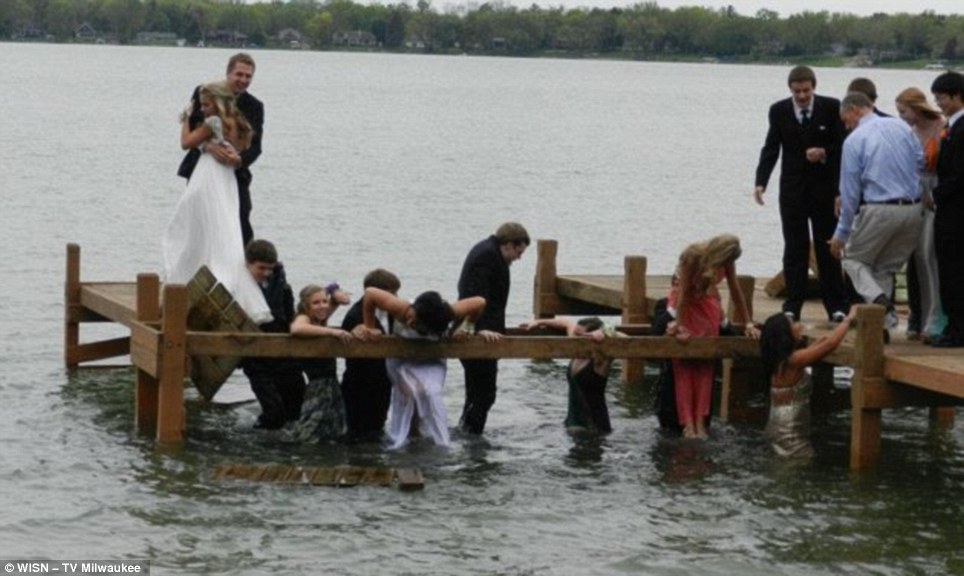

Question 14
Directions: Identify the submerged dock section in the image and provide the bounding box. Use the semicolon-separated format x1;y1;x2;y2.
64;241;964;470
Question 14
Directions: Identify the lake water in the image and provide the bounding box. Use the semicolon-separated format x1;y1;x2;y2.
2;43;963;574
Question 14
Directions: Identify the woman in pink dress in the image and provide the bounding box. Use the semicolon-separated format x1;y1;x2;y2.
666;234;758;439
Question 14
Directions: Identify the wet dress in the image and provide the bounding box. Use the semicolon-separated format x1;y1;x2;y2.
564;362;612;434
290;356;346;442
766;370;814;458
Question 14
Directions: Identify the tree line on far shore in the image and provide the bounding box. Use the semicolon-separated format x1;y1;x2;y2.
4;0;964;65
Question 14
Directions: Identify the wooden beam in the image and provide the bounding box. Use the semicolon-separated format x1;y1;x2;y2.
621;255;648;384
65;243;81;367
556;276;624;310
930;407;956;429
884;355;964;399
850;305;884;471
727;275;755;324
79;283;140;327
533;239;558;318
135;274;161;436
65;305;112;324
67;337;130;364
156;284;187;443
857;376;964;408
185;332;761;360
130;322;162;377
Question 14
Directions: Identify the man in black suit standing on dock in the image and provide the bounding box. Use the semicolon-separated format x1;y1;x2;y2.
753;65;848;323
177;52;264;247
929;71;964;347
456;222;530;435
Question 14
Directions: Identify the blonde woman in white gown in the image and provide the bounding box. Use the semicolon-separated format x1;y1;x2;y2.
163;81;271;324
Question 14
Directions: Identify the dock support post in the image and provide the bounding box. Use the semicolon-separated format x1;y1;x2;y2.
720;358;765;424
621;255;647;384
720;274;760;421
65;243;81;368
135;273;160;436
850;304;884;471
533;239;558;319
929;407;955;429
157;284;187;443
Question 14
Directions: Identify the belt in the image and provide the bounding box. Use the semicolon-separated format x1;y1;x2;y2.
860;198;920;206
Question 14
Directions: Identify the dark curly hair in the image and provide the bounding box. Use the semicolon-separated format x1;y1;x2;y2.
411;291;454;337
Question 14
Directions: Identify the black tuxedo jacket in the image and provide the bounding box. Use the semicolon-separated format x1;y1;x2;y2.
457;235;510;333
935;117;964;207
755;94;844;199
341;297;391;335
176;87;264;189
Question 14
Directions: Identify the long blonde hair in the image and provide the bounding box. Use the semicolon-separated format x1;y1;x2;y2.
199;80;253;149
896;86;942;121
674;234;742;320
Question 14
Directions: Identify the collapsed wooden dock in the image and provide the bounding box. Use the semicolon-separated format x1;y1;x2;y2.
64;241;964;471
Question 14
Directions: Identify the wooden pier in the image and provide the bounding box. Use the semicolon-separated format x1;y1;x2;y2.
64;241;964;470
532;239;964;470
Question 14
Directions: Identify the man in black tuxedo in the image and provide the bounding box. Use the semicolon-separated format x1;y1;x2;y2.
930;71;964;347
342;268;401;439
847;77;891;118
754;65;847;322
177;52;264;247
457;222;530;435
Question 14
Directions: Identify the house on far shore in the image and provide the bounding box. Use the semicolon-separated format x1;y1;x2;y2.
207;29;248;47
277;28;302;44
75;22;97;42
332;30;377;47
136;31;179;46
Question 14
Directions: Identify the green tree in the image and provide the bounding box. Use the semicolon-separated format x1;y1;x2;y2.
781;11;831;56
305;10;332;46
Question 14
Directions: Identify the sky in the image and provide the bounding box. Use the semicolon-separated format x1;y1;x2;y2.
616;1;962;17
438;0;963;16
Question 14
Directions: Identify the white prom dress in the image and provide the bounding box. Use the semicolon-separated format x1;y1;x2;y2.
162;116;272;324
385;323;450;449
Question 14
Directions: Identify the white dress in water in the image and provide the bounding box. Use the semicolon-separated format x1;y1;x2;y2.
385;323;450;449
162;116;272;324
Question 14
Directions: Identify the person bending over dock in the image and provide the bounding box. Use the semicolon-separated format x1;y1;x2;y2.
340;269;401;441
457;222;530;435
355;288;492;449
666;234;759;440
520;317;625;436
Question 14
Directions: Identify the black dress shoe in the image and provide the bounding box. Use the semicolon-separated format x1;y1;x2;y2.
931;333;964;348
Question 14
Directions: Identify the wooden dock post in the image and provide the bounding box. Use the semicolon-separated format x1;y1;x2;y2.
533;239;558;318
65;243;81;368
134;273;160;436
930;407;956;429
157;284;188;443
621;255;647;384
720;274;761;421
850;304;885;470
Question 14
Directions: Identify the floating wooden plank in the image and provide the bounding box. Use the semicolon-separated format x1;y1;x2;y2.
213;464;422;490
395;468;425;491
309;466;337;486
